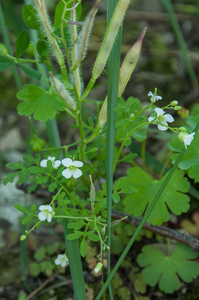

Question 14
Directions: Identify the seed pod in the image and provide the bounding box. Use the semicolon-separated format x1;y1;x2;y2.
118;27;147;97
98;96;107;128
50;72;77;111
76;0;100;66
92;0;131;81
29;135;45;152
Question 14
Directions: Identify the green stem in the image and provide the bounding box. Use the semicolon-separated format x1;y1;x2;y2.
113;122;149;171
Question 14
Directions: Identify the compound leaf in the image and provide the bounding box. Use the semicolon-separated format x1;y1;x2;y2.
17;84;67;122
137;243;199;294
123;167;190;225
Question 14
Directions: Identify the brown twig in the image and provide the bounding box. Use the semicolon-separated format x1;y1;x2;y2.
111;209;199;251
25;266;66;300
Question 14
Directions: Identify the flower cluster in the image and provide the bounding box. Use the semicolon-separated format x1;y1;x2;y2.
148;90;195;149
40;156;83;179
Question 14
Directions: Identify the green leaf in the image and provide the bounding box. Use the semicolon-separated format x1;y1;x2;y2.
29;166;43;174
114;177;137;194
6;161;24;170
23;154;37;167
17;84;67;122
16;31;30;59
67;220;85;230
18;169;31;185
22;215;32;225
123;167;190;225
34;247;46;261
18;64;42;80
30;262;40;277
137;243;199;294
66;231;84;240
86;231;99;242
54;0;82;27
37;40;50;57
0;55;14;71
80;236;87;257
48;181;57;192
14;204;31;215
3;171;20;185
37;175;49;184
31;204;36;214
22;4;40;30
112;193;120;203
168;132;199;182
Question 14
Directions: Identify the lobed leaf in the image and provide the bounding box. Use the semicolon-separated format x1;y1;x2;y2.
17;84;67;122
137;243;199;293
123;167;190;225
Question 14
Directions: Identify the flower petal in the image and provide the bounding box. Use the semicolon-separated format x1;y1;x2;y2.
39;205;46;211
40;159;47;167
62;158;73;167
164;114;174;123
148;116;155;122
45;205;52;212
62;169;72;179
61;259;67;267
54;160;61;168
73;160;83;167
38;211;47;221
73;168;82;178
157;124;168;131
154;107;164;116
47;213;52;222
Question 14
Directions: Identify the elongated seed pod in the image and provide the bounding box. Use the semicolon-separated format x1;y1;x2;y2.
118;27;147;96
92;0;131;81
50;73;76;111
98;28;146;127
32;0;64;67
76;0;100;66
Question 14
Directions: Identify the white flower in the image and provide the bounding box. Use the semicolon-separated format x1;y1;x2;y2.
38;205;53;222
62;158;83;179
178;132;195;149
55;254;68;267
148;91;162;103
94;262;103;274
40;156;61;169
148;107;174;131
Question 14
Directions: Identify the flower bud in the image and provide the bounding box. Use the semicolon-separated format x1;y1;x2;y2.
20;235;26;241
29;135;45;152
170;100;178;106
179;127;187;132
94;262;103;274
26;42;35;59
173;106;182;111
0;43;8;55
